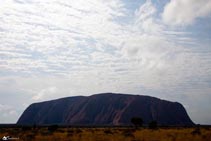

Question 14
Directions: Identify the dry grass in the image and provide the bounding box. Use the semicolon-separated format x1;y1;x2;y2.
0;126;211;141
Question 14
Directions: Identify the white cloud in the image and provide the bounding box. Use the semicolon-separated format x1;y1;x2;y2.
0;0;126;74
162;0;211;26
32;87;58;100
0;0;211;124
0;104;18;123
134;0;163;34
135;0;156;21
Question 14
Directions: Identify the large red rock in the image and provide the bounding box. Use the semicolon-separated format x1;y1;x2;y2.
17;93;194;126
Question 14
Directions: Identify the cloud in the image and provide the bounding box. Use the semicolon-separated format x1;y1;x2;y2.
0;104;18;123
135;0;156;22
162;0;211;26
133;0;163;34
32;87;58;100
0;0;211;124
0;0;126;75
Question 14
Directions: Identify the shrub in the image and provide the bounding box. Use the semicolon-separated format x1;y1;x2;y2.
48;125;58;132
21;126;32;131
122;129;134;138
131;117;143;128
75;129;82;134
191;125;201;135
148;121;158;129
104;129;113;134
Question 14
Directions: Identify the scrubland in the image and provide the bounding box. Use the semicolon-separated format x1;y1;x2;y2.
0;126;211;141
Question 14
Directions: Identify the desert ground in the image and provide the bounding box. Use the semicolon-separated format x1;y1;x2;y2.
0;126;211;141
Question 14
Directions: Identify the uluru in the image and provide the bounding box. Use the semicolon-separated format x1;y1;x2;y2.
17;93;194;126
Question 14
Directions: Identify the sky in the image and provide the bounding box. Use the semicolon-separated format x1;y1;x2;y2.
0;0;211;124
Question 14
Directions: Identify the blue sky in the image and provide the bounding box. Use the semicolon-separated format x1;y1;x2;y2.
0;0;211;124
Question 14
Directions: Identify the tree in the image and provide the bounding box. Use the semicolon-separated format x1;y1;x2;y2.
48;125;58;132
148;120;157;129
33;123;37;129
131;117;143;128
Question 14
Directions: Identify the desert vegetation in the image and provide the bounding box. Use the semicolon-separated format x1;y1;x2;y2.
0;125;211;141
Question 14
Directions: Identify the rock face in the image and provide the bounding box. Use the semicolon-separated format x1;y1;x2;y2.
17;93;194;126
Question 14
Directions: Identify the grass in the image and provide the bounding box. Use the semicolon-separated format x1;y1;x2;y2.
0;126;211;141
